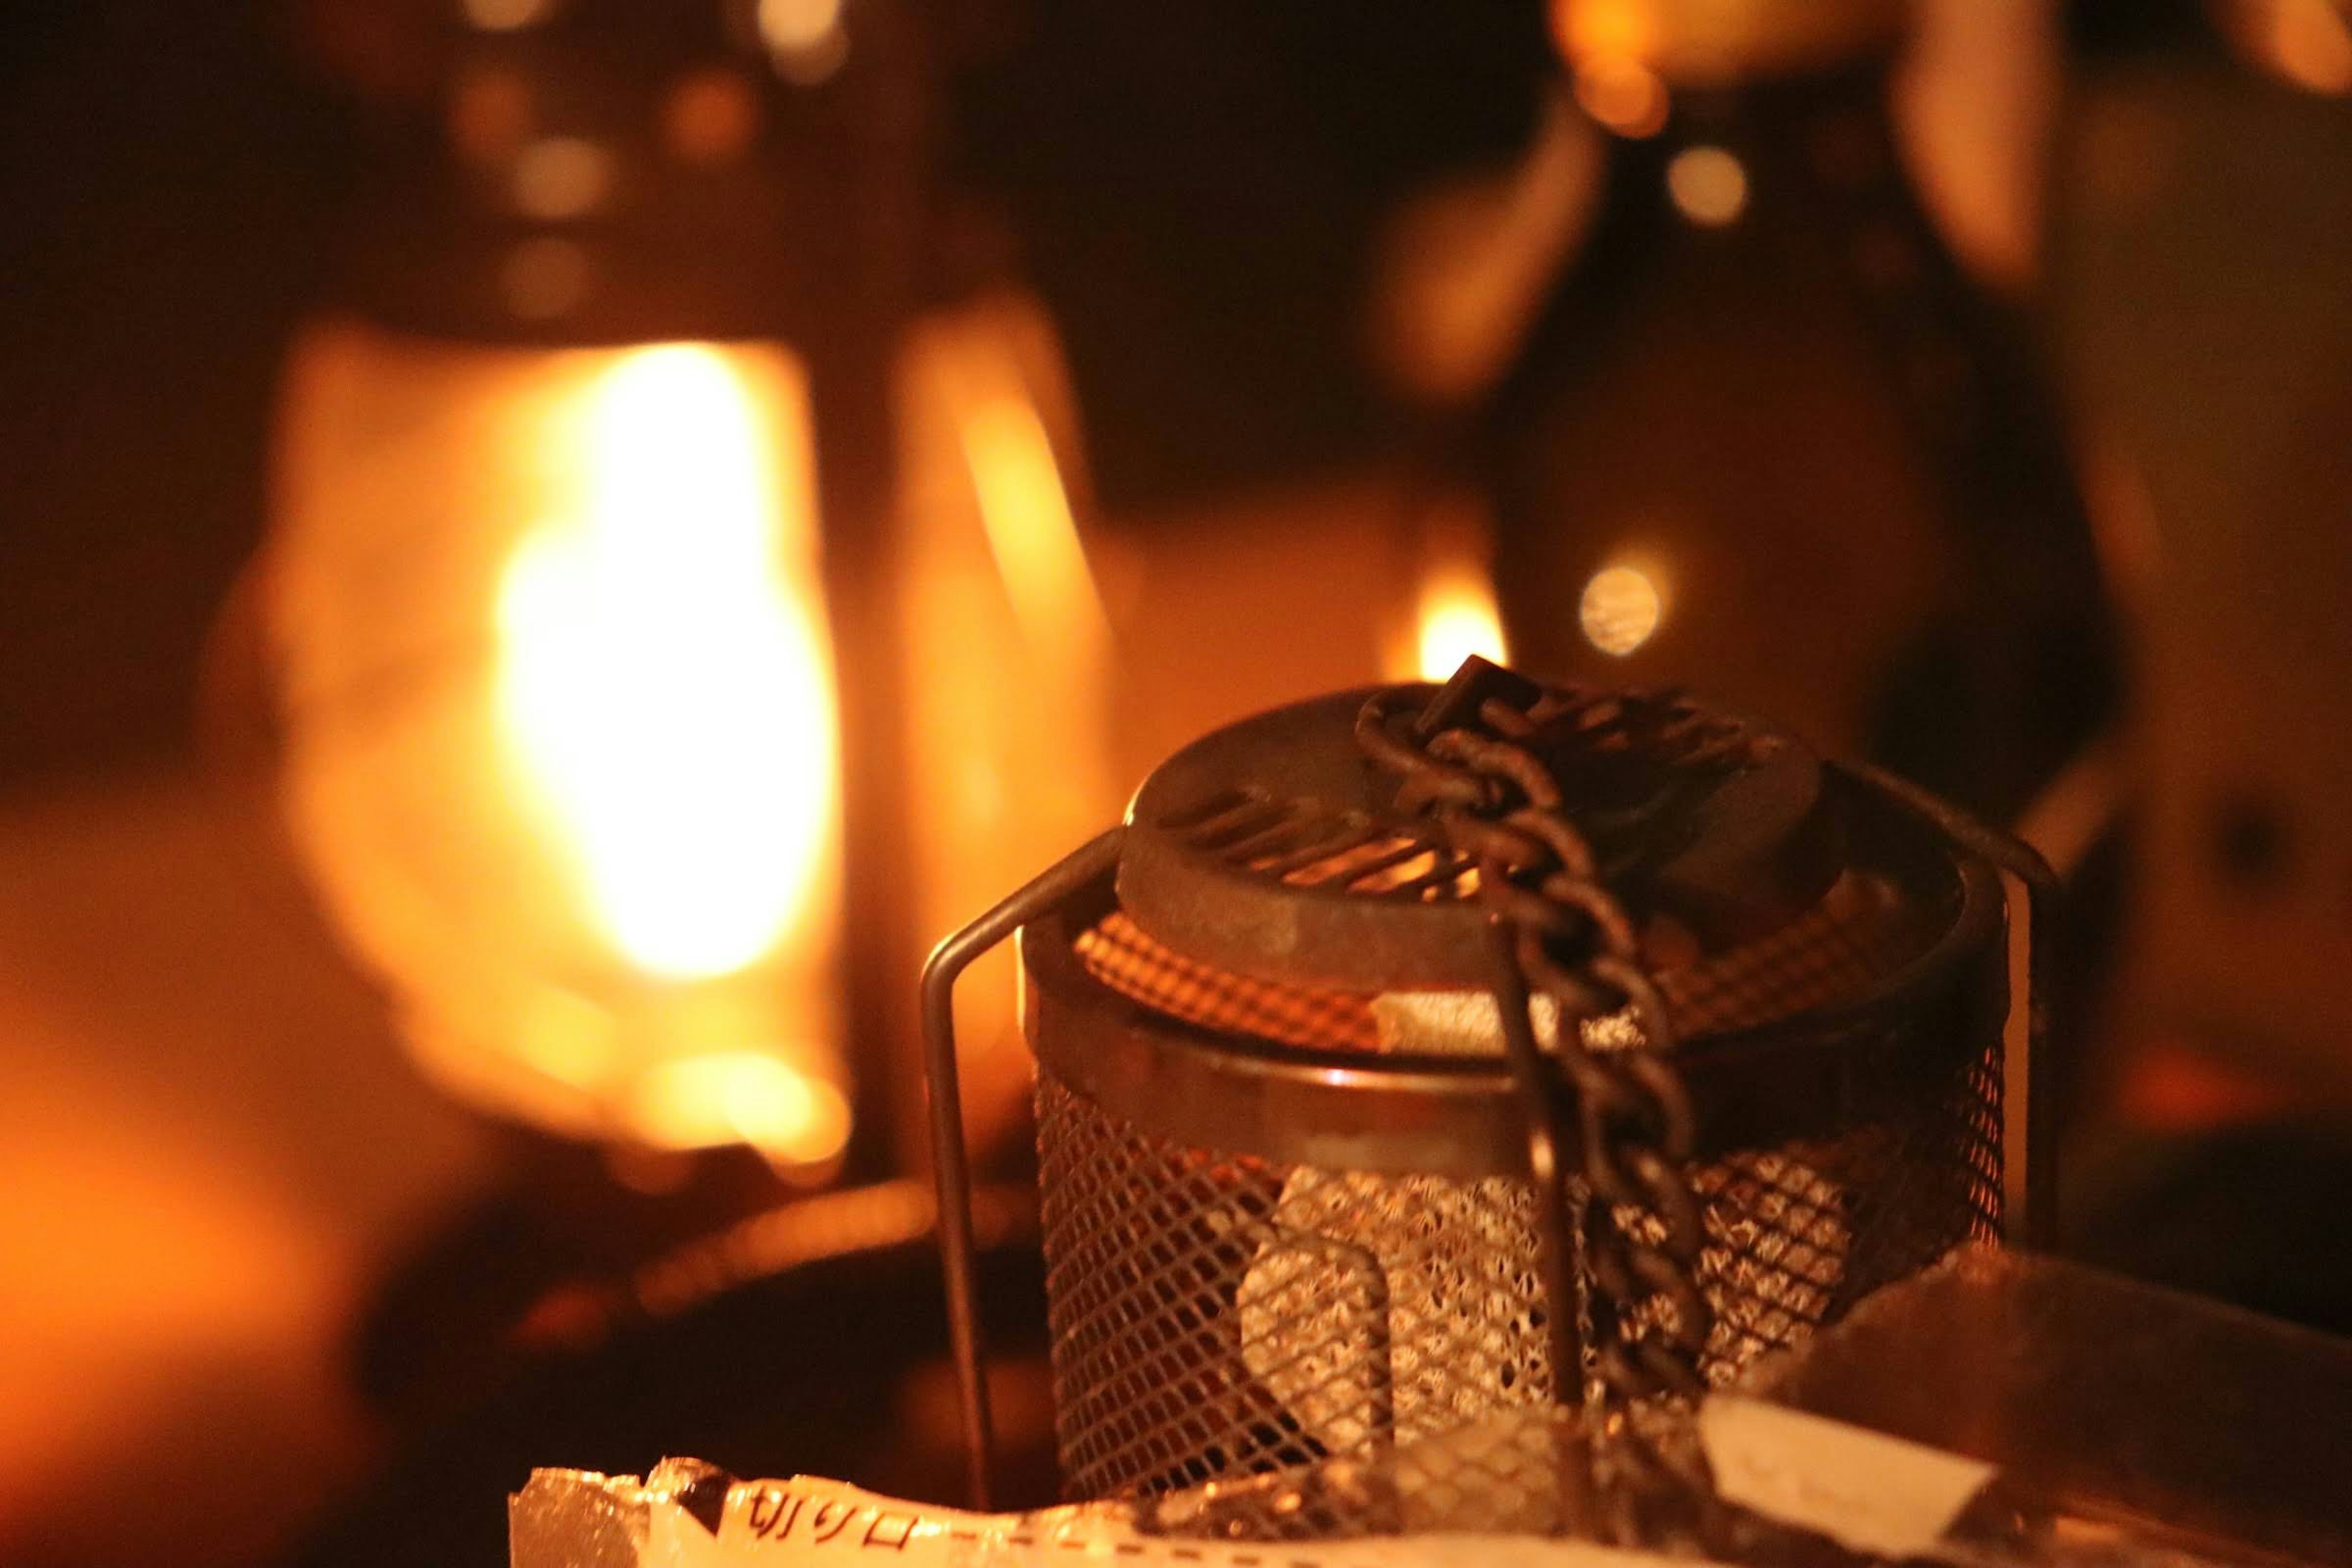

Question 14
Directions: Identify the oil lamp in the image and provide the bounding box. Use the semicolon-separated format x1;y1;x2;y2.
264;0;1111;1181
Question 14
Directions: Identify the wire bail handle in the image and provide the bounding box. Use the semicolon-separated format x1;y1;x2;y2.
921;827;1125;1510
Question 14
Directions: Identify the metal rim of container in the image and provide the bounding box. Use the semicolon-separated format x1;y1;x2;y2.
1023;762;2005;1180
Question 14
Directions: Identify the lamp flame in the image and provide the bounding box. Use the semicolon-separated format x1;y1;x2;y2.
1411;564;1509;682
495;344;837;984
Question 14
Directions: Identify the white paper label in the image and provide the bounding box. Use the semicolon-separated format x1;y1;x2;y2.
1700;1395;1996;1559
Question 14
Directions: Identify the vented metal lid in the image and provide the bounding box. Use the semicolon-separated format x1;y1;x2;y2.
1017;673;2005;1176
1115;680;1842;995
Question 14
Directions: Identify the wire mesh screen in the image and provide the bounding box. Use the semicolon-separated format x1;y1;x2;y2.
1033;883;2003;1539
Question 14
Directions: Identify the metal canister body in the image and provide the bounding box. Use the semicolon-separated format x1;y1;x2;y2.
925;678;2041;1539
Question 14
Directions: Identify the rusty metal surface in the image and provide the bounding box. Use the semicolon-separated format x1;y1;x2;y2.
1117;684;1838;994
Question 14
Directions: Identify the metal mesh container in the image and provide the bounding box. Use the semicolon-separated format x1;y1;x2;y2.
923;671;2045;1543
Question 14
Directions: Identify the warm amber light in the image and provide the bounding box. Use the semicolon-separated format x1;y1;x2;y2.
627;1050;851;1166
1668;146;1749;226
269;304;1112;1174
1553;0;1660;67
759;0;850;83
1575;55;1670;137
2221;0;2352;94
496;344;835;984
1413;567;1510;682
927;336;1112;671
663;69;761;164
1550;0;1905;84
270;323;846;1168
464;0;556;32
1579;563;1664;656
1368;94;1605;405
895;296;1121;1157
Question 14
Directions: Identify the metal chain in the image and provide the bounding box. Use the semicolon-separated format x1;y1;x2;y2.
1359;675;1894;1568
1357;679;1726;1546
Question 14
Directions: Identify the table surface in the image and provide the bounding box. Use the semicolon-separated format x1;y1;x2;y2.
0;771;492;1567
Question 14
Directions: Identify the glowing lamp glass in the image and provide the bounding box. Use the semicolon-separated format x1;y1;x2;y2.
264;297;1115;1174
267;323;847;1173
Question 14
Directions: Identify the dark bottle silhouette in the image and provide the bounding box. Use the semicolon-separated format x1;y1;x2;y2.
1486;6;2115;824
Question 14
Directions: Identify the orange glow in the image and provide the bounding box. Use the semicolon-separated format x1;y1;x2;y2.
1575;55;1670;137
1368;91;1605;405
497;344;835;984
627;1050;851;1167
0;1060;345;1533
927;333;1112;673
1412;566;1509;682
1550;0;1905;84
895;296;1121;1158
1579;562;1665;655
464;0;555;31
270;323;846;1169
1553;0;1660;68
2118;1041;2292;1133
270;305;1114;1175
664;69;761;164
1667;145;1749;226
2221;0;2352;94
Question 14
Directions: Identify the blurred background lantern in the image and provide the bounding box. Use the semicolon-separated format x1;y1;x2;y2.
270;329;856;1171
249;0;1115;1194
